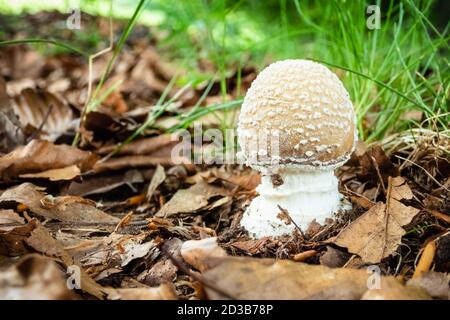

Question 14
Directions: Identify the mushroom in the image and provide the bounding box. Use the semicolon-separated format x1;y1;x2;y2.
237;59;357;238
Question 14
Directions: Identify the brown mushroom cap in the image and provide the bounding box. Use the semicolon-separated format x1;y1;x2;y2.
237;59;356;171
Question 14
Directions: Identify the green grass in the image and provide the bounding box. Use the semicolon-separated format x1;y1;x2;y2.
150;0;449;141
0;0;448;143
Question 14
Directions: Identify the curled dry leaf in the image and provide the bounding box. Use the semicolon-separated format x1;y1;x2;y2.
0;139;98;180
25;223;110;299
332;176;421;263
179;238;430;300
156;181;230;218
0;254;79;300
211;167;261;190
66;233;159;276
0;183;119;224
11;88;74;141
0;212;37;256
180;237;226;272
183;253;429;300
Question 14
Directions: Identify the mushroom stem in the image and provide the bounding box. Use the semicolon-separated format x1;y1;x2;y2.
240;169;344;238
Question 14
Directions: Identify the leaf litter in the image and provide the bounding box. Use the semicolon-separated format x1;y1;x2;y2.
0;11;448;300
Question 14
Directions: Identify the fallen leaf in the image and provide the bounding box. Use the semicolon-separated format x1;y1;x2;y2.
0;209;25;227
407;271;450;299
0;216;37;256
0;139;98;180
361;278;430;300
0;254;79;300
319;246;351;268
198;256;429;300
11;88;74;141
231;238;271;255
156;181;229;218
332;177;421;263
0;183;119;224
120;240;157;267
147;164;166;200
25;223;110;299
180;237;226;272
108;283;177;300
19;165;80;181
137;259;177;286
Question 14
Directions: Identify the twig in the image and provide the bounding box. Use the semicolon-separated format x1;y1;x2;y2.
162;247;237;300
369;154;386;194
27;103;53;142
381;176;394;259
277;205;305;239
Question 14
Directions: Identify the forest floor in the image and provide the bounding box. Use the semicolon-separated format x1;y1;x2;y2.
0;12;449;300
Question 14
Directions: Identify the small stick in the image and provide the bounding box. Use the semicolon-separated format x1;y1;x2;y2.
27;104;54;142
381;176;394;259
369;155;386;194
293;250;317;262
277;205;305;239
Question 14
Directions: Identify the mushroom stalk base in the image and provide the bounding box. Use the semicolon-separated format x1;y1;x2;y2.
240;169;344;238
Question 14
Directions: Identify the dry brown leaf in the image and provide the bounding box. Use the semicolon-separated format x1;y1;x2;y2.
0;254;79;300
0;183;119;224
147;164;166;200
0;139;98;180
11;88;74;141
198;256;429;300
109;283;177;300
180;237;226;272
0;209;25;227
211;168;261;190
407;271;450;299
66;233;159;275
231;238;271;255
0;216;37;256
180;238;428;300
333;177;420;263
25;222;110;299
19;165;81;181
156;181;229;218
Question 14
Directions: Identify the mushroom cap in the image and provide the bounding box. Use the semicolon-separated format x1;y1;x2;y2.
237;59;356;172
